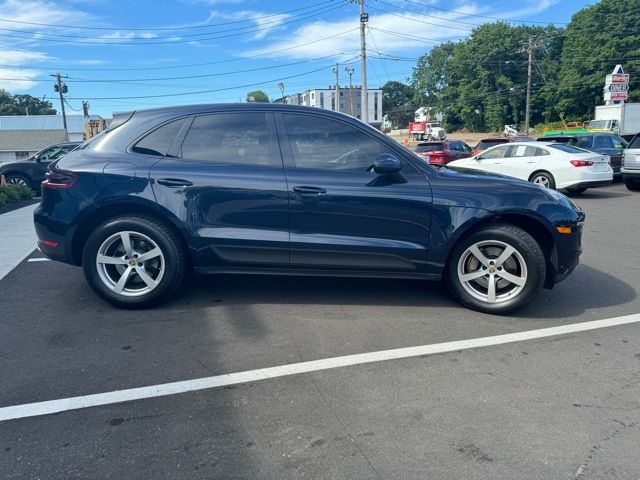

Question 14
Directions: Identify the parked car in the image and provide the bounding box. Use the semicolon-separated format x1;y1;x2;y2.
540;133;627;178
471;136;534;155
448;142;612;193
621;134;640;191
34;104;585;315
414;140;472;165
0;142;81;191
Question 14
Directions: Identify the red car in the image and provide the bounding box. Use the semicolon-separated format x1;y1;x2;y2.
414;140;473;165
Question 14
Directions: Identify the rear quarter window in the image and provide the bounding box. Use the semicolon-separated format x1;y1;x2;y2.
627;135;640;149
131;118;186;156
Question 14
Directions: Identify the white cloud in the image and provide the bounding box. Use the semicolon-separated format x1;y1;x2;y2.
245;0;560;59
207;10;290;40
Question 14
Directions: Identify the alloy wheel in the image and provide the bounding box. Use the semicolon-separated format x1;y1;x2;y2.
457;240;528;304
7;176;27;186
95;231;165;297
532;175;550;188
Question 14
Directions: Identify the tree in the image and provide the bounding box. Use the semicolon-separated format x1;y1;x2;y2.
381;80;415;128
246;90;269;103
0;89;57;115
556;0;640;117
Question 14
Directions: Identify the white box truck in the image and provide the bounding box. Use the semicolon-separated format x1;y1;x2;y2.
589;103;640;139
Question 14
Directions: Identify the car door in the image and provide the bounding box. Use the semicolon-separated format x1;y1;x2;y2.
276;112;432;273
500;145;546;180
149;111;290;269
475;145;511;174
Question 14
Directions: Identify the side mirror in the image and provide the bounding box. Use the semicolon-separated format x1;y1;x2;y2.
373;153;402;175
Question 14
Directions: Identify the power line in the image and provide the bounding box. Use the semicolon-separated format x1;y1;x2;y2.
0;4;343;46
0;28;359;71
63;58;360;100
0;0;337;31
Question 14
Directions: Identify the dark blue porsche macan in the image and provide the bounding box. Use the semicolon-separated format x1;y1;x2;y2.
34;104;585;314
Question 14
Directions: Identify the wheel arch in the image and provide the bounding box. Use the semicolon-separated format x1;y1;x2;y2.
71;201;191;267
444;212;557;288
528;169;554;182
2;170;34;188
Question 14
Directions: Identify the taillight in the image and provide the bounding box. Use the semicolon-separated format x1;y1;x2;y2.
570;160;594;167
428;154;447;165
42;166;78;189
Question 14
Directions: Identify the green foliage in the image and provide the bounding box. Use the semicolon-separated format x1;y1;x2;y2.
0;89;57;115
0;184;35;207
556;0;640;116
246;90;270;103
411;23;563;132
381;80;416;128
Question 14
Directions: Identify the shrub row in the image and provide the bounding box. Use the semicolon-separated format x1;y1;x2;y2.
0;184;35;208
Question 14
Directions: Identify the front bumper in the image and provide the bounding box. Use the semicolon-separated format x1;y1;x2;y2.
547;220;583;288
621;167;640;180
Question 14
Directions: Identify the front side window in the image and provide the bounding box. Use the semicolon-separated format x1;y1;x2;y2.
283;114;384;172
481;145;510;159
132;118;186;156
181;113;272;166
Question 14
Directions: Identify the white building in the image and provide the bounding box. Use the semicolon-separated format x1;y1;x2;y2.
278;87;383;128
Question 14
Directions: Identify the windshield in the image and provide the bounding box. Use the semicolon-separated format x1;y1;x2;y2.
547;144;593;154
475;140;504;150
415;143;444;153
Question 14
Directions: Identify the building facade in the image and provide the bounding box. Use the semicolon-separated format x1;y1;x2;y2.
277;87;383;128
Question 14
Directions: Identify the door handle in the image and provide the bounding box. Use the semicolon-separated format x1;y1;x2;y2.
293;186;327;195
157;178;193;188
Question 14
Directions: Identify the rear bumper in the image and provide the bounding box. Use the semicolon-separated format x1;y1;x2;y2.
565;179;612;190
621;167;640;179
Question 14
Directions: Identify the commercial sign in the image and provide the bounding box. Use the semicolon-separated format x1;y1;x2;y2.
604;65;629;105
604;83;629;93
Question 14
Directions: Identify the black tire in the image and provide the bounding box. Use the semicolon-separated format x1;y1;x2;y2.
82;215;187;308
624;178;640;191
446;223;546;315
529;171;556;189
5;173;31;189
566;187;587;194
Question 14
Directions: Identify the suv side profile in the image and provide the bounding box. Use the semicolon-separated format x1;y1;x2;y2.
34;104;584;315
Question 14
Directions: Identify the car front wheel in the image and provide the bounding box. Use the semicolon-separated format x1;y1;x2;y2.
82;215;187;308
446;224;546;314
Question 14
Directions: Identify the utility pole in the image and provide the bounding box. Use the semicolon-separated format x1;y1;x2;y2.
524;37;533;135
358;0;368;123
332;63;340;113
345;66;354;116
51;73;68;133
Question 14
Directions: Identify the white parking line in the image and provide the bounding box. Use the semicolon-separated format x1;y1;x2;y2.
1;313;639;423
27;258;51;262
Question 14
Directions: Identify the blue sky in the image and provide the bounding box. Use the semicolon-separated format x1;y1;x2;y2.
0;0;593;117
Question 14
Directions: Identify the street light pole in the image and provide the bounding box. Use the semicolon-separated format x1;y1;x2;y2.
345;66;354;116
359;0;368;123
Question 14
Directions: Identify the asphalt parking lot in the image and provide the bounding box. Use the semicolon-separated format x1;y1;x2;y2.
1;182;639;479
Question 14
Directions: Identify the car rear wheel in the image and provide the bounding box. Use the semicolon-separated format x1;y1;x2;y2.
446;223;545;314
82;215;187;308
529;171;556;189
5;173;31;188
624;178;640;191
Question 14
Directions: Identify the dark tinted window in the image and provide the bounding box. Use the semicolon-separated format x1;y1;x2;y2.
593;136;614;149
415;143;445;153
628;135;640;149
476;140;505;150
283;114;383;171
132;118;186;156
577;136;593;148
181;113;272;166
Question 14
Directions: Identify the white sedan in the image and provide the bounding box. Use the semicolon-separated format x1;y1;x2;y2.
448;142;613;193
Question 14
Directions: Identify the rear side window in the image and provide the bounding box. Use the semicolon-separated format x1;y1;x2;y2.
132;118;186;156
593;136;614;149
577;136;593;148
180;113;272;166
510;145;539;157
629;135;640;149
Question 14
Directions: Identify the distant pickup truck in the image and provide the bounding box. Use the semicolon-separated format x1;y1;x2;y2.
408;121;446;141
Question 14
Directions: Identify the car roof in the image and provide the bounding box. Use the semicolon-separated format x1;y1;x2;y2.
416;141;445;145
